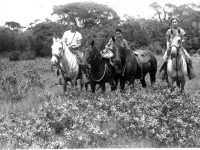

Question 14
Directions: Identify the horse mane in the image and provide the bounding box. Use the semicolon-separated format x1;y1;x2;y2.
113;38;129;56
114;38;124;47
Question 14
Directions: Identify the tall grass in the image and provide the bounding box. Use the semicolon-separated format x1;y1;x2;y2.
0;56;200;148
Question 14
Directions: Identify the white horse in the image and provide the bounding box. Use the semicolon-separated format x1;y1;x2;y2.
51;37;84;92
167;35;187;92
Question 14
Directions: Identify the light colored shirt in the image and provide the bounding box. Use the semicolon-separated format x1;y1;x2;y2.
106;37;130;50
166;27;186;43
62;30;82;46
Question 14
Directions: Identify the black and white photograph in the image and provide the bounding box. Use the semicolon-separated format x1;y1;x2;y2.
0;0;200;148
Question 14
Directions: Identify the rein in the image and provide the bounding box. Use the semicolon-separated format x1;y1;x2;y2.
87;47;102;68
114;46;127;75
86;46;107;82
170;45;183;71
52;41;77;76
90;63;107;82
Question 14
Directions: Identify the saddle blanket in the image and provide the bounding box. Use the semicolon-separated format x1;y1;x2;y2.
101;50;114;58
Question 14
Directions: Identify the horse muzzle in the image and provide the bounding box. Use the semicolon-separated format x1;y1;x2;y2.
51;57;59;66
170;52;177;59
113;62;122;74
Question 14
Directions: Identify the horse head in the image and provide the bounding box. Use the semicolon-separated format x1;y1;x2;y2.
51;37;65;66
83;40;96;65
167;35;187;93
170;35;182;59
112;36;126;74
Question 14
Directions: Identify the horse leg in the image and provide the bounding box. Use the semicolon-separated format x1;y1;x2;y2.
109;77;116;91
61;82;67;94
180;77;186;93
140;75;147;88
167;76;174;92
60;74;67;93
150;72;156;85
120;78;126;92
84;83;89;92
111;77;118;91
129;77;135;90
91;81;95;93
176;80;181;89
80;79;84;91
101;82;106;93
180;81;185;93
71;78;77;91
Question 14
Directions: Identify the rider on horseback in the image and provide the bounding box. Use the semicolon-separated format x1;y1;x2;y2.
102;28;130;73
60;21;89;84
158;18;196;80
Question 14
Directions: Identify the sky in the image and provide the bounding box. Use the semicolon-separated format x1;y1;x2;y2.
0;0;200;28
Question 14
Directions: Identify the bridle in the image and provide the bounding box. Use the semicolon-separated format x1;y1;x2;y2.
85;45;102;68
113;43;126;74
52;42;64;64
170;39;183;71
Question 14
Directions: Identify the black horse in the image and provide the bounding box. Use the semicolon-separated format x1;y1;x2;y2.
112;37;157;90
83;40;116;93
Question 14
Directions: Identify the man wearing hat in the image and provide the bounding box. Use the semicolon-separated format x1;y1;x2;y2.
158;18;196;80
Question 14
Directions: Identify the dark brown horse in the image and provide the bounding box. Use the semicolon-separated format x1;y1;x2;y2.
112;37;157;90
82;40;116;93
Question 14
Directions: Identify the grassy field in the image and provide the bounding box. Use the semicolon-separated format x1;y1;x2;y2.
0;55;200;148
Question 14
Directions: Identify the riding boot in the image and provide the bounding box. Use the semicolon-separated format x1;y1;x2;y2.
158;61;167;80
109;58;114;66
187;59;196;80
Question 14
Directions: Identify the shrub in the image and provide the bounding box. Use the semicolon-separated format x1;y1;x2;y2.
22;51;36;60
1;72;24;102
9;50;21;61
149;42;164;55
189;49;196;56
0;69;44;103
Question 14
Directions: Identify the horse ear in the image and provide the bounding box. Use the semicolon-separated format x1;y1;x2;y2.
53;37;56;42
91;40;95;47
112;36;115;42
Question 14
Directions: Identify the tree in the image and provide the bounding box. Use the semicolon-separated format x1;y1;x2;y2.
150;2;200;51
5;21;21;31
29;19;66;56
0;28;15;52
122;17;150;49
51;2;120;28
150;2;167;22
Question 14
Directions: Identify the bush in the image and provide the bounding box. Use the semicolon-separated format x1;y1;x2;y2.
149;42;164;55
9;50;21;61
0;69;44;103
22;51;36;60
1;84;200;148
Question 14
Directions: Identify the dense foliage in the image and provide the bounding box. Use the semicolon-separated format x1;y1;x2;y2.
0;57;200;148
1;82;200;148
0;2;200;57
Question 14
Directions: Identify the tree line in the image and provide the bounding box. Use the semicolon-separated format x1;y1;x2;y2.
0;2;200;58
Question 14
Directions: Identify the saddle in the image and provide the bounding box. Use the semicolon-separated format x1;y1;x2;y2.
132;49;151;79
71;49;84;64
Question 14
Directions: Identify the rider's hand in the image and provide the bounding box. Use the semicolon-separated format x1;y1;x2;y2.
68;45;72;50
102;49;107;53
71;45;76;48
